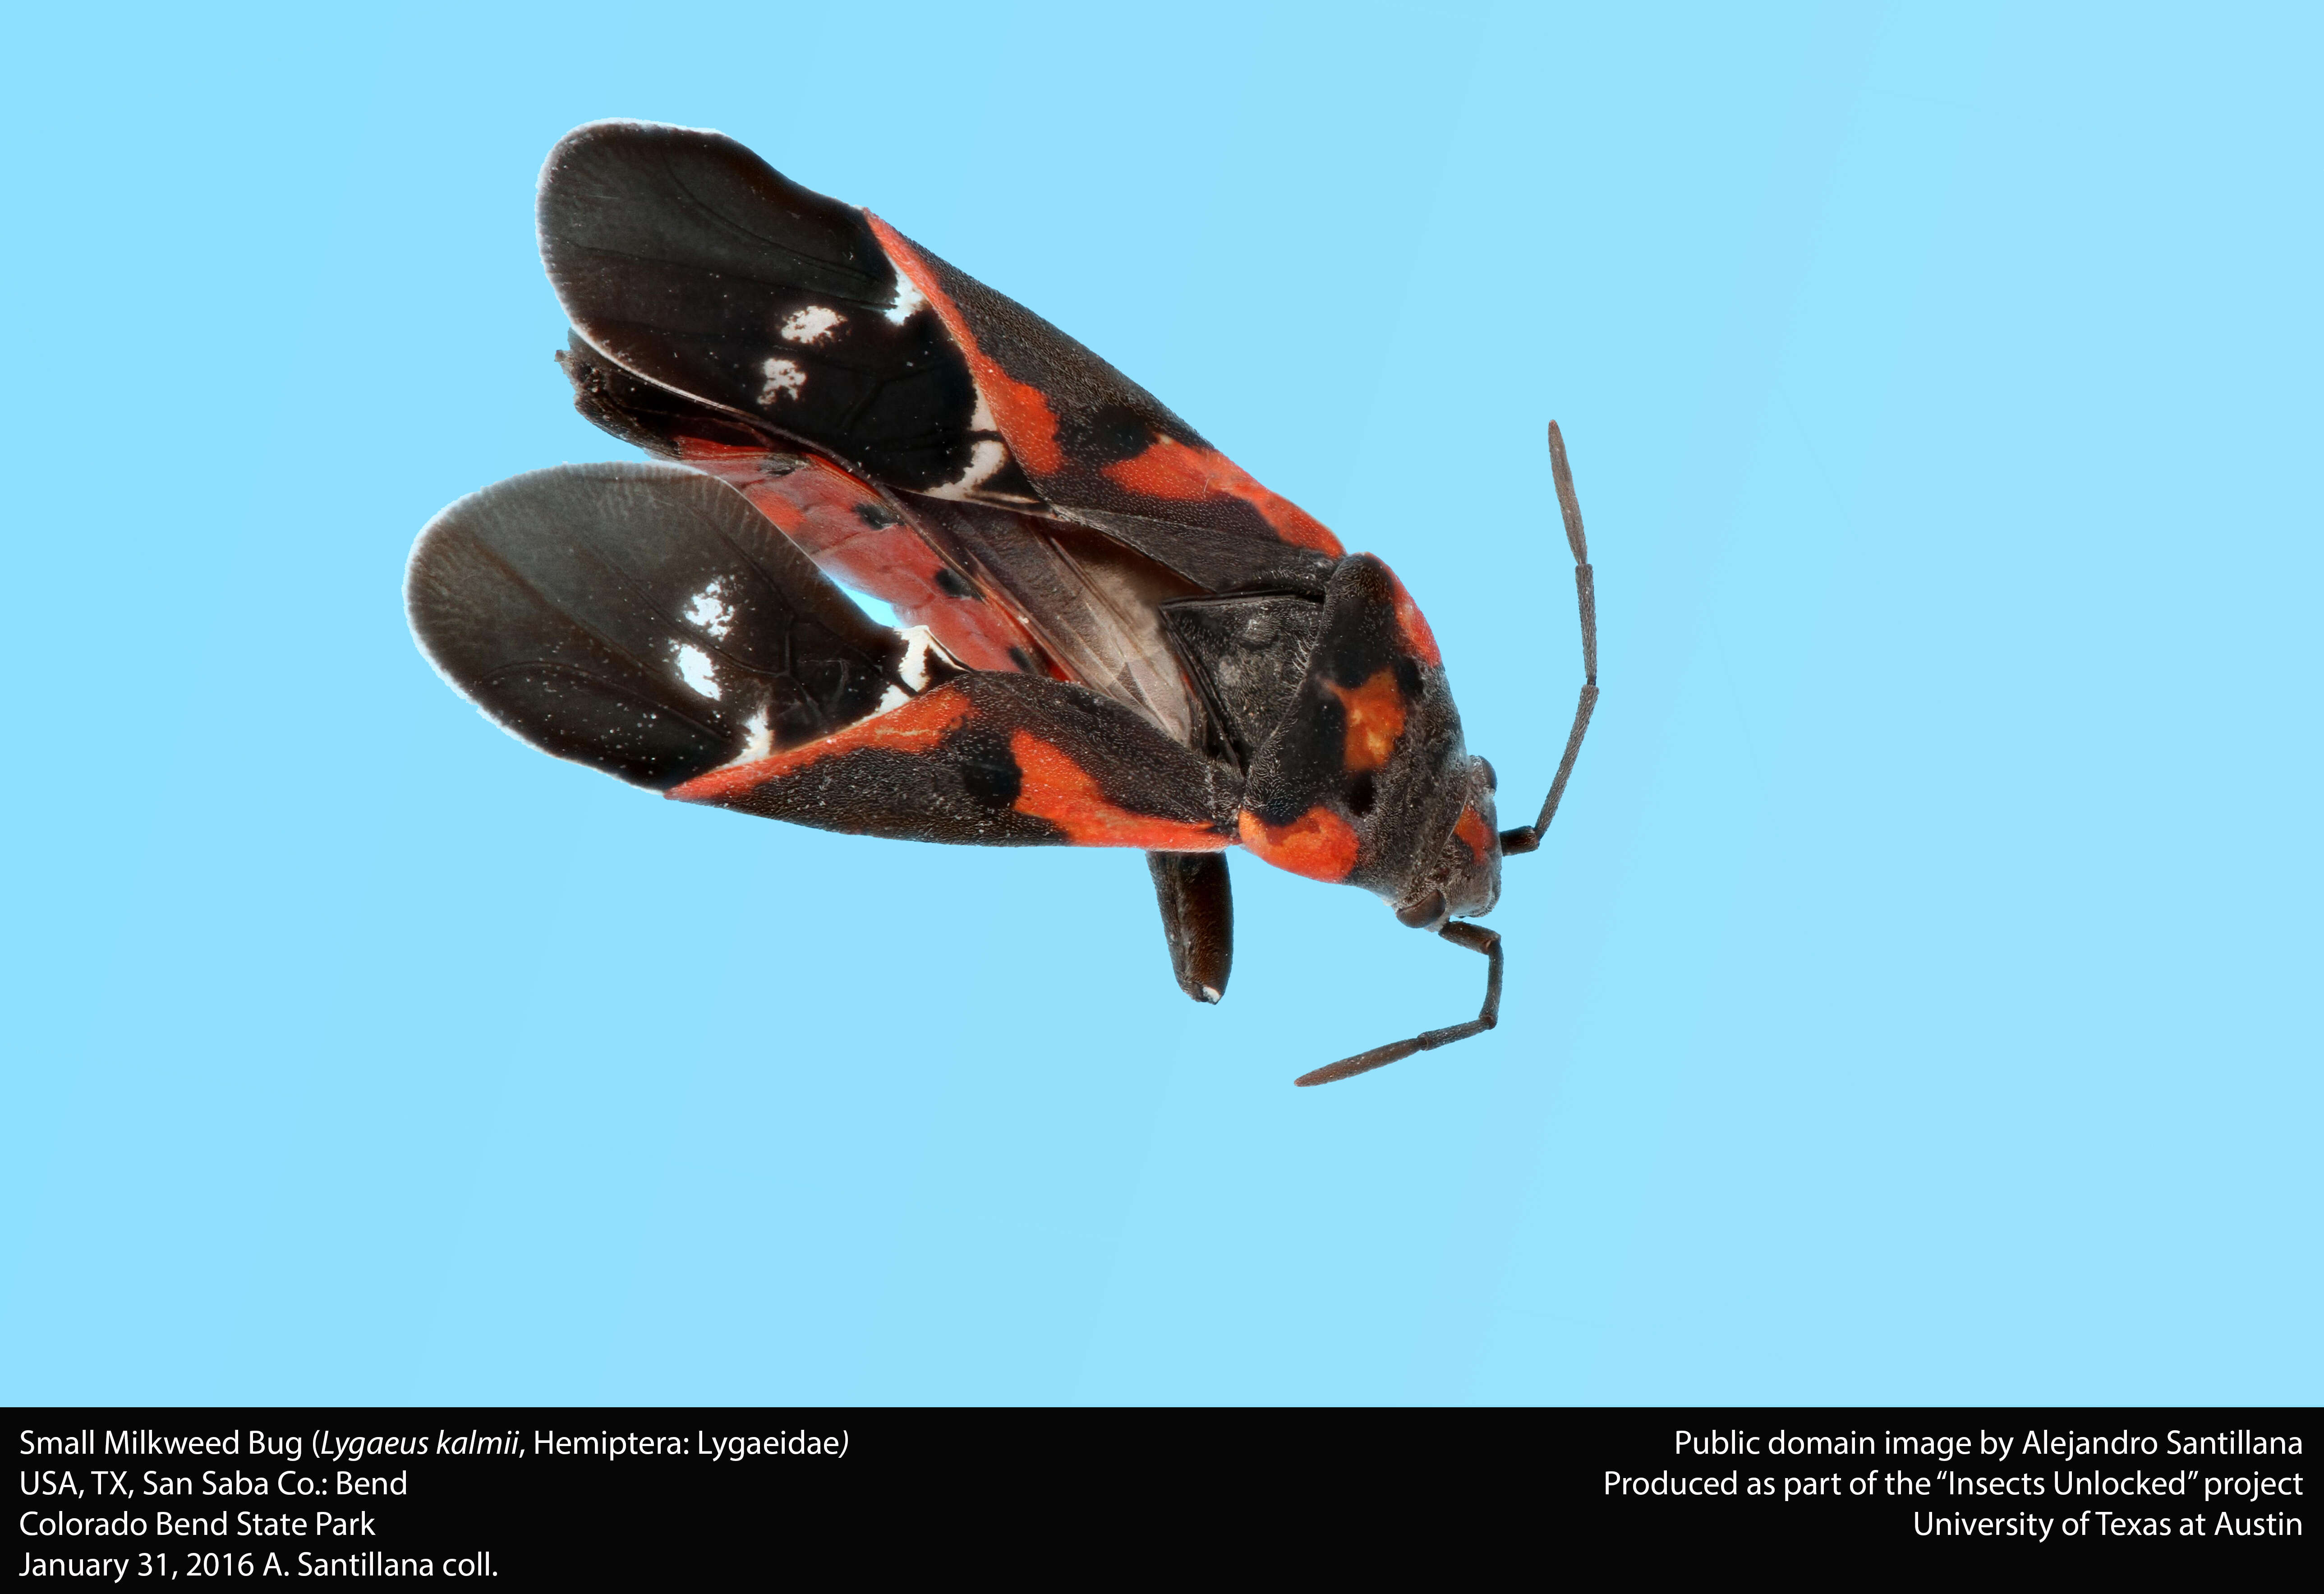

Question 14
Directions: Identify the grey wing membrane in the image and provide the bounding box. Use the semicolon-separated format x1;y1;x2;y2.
406;463;919;791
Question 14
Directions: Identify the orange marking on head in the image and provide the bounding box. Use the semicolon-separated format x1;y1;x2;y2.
865;212;1065;476
1455;804;1493;862
1328;669;1408;772
667;684;975;804
1007;731;1230;850
1238;805;1361;883
1381;564;1442;668
1099;436;1344;555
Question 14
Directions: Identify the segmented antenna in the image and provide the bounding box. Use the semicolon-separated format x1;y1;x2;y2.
1499;420;1597;855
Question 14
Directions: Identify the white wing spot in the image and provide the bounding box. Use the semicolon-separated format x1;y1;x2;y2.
759;357;807;404
897;626;942;691
735;705;772;763
876;684;910;714
683;579;734;639
925;438;1010;501
884;271;927;326
779;305;845;345
919;391;1014;500
674;642;721;700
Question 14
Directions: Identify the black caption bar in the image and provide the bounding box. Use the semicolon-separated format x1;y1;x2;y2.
9;1409;2313;1576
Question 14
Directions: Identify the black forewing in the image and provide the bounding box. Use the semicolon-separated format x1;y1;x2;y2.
539;123;1330;584
406;463;913;790
538;121;1029;500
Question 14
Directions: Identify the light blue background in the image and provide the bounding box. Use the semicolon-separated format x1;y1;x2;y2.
5;3;2315;1404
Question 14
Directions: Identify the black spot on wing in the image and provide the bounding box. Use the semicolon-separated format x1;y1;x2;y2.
704;746;1068;845
951;730;1023;809
933;566;976;599
1070;401;1163;465
686;672;1230;844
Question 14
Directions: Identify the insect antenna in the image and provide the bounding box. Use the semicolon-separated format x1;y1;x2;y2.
1499;420;1598;855
1293;923;1503;1087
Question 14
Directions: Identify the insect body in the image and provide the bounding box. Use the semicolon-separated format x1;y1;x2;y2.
406;121;1597;1086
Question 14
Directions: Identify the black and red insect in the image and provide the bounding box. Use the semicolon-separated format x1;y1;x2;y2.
406;121;1598;1086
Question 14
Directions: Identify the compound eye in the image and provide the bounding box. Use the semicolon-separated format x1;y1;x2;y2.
1395;889;1447;929
1477;757;1498;792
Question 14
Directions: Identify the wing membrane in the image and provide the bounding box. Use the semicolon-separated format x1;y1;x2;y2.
407;463;919;790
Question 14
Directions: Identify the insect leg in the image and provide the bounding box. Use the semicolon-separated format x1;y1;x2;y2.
1293;922;1503;1087
1500;420;1599;855
1148;850;1233;1004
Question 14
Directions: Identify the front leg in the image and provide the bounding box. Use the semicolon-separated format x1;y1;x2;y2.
1293;921;1503;1087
